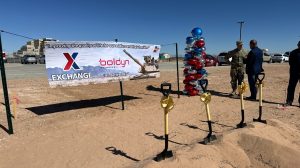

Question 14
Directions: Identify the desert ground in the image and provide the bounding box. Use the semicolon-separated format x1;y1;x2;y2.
0;62;299;168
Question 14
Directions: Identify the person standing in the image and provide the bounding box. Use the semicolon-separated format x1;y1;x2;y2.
284;41;300;107
225;41;248;96
245;40;263;100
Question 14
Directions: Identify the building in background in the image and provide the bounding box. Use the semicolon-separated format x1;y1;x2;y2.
14;38;57;57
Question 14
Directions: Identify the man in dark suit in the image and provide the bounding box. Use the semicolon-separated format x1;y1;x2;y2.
284;41;300;107
245;40;263;100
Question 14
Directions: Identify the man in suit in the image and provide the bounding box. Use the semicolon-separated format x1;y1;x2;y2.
284;41;300;107
245;40;263;100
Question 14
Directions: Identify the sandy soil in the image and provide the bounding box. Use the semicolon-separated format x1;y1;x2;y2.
0;63;299;168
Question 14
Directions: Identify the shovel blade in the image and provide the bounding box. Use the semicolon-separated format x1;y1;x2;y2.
154;150;173;162
200;134;217;145
236;122;247;128
253;118;267;124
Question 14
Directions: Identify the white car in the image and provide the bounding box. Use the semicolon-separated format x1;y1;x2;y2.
217;52;228;66
271;53;289;63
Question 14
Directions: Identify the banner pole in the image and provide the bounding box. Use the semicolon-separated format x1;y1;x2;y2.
120;81;124;110
175;43;180;98
115;38;124;110
0;31;14;134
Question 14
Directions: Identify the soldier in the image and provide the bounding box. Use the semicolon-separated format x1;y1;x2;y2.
225;41;248;97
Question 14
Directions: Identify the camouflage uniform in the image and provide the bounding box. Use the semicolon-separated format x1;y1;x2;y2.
225;45;248;93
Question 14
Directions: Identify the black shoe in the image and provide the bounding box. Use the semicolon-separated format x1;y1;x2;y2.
245;97;256;101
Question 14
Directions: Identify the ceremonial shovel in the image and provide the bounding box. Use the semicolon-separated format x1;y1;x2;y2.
199;79;217;144
253;73;267;124
236;80;248;128
154;82;174;162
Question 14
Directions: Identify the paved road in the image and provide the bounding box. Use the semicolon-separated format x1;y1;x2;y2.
2;63;47;80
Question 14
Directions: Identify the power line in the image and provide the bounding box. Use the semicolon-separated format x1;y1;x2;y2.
0;29;35;40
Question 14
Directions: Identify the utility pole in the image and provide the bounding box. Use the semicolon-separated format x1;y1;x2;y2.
160;43;180;98
237;21;245;41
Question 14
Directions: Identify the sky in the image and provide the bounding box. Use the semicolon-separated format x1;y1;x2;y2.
0;0;299;56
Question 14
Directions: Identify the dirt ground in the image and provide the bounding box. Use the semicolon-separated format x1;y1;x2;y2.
0;63;299;168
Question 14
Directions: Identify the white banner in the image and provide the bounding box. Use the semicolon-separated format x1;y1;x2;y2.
45;41;160;87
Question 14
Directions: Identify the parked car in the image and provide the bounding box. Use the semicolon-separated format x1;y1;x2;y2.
263;52;272;63
284;51;291;58
38;55;45;64
217;52;228;66
271;53;289;63
204;54;219;67
21;55;37;64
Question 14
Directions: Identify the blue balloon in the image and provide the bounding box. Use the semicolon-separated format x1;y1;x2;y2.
186;36;195;44
198;69;207;75
191;27;203;38
194;48;202;54
184;53;193;60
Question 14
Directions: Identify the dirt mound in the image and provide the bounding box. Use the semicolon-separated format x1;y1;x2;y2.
137;119;300;168
1;64;299;168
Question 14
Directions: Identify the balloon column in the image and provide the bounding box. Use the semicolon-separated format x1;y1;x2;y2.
183;27;208;96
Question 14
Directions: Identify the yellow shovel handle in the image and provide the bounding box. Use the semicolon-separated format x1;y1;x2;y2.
205;104;211;121
164;108;169;135
240;93;244;110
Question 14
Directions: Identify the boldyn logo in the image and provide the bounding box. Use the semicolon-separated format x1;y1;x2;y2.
99;58;129;68
63;52;80;71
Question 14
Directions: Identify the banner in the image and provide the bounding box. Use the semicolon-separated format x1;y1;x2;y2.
45;41;160;87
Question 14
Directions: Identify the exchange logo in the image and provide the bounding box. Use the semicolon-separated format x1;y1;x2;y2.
63;52;80;71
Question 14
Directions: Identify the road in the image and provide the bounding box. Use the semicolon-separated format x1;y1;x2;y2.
2;62;278;80
2;63;47;80
1;62;187;80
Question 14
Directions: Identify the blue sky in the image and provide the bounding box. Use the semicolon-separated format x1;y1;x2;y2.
0;0;299;55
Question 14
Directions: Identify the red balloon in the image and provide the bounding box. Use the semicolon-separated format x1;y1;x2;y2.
185;74;196;81
186;74;202;85
188;89;199;96
194;62;203;70
193;57;200;61
202;51;207;58
187;58;200;66
195;40;205;48
185;84;194;91
183;68;189;74
195;74;203;79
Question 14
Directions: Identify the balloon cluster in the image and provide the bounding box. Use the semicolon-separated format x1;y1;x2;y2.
183;27;208;96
